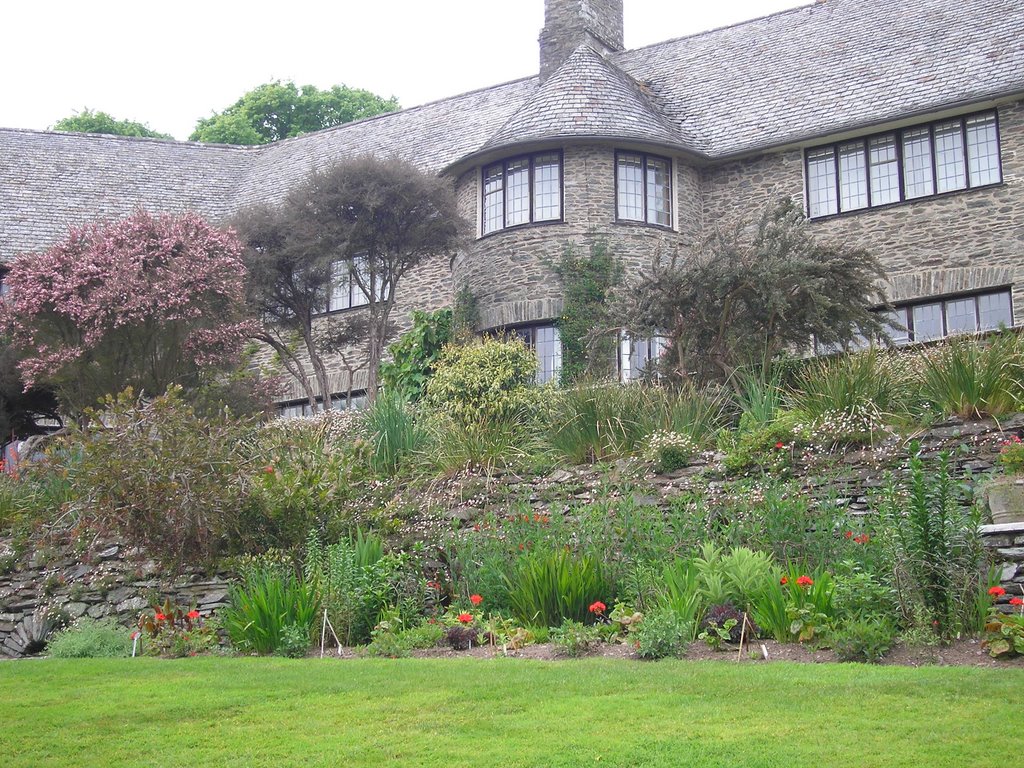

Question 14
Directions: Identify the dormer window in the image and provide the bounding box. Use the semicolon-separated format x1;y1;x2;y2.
806;110;1001;218
482;152;562;235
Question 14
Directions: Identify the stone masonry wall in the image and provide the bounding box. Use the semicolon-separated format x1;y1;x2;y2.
452;143;698;331
0;539;231;658
701;98;1024;318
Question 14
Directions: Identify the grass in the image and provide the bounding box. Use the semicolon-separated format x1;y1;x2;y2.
0;657;1020;767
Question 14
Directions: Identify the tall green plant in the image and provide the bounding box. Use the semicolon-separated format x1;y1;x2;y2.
876;447;985;638
363;390;427;475
546;383;651;463
379;309;453;401
222;565;319;655
918;332;1023;419
505;550;611;628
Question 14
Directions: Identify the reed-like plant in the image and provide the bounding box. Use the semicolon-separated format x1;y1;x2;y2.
505;550;611;627
787;347;915;423
650;384;733;445
222;565;319;655
363;390;428;475
732;363;786;428
546;382;652;463
917;332;1023;419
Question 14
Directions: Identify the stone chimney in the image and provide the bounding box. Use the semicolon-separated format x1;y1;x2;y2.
539;0;625;82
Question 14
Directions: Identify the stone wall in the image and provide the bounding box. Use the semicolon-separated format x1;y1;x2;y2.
701;98;1024;318
0;539;231;658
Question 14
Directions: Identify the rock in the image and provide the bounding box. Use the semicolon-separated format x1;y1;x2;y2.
86;605;108;619
198;590;228;606
106;587;133;604
65;564;93;580
96;545;120;561
65;602;88;618
115;597;147;614
995;547;1024;559
1001;563;1019;582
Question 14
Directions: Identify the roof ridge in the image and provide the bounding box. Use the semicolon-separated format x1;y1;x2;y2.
0;126;261;151
617;1;819;58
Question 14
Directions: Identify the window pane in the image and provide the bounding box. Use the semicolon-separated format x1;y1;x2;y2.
869;134;900;206
534;326;562;384
645;158;672;226
628;335;668;379
328;261;350;311
351;258;370;307
966;113;1001;187
979;290;1012;330
617;154;644;221
806;147;838;217
883;307;910;345
913;302;943;341
483;164;504;234
944;297;977;335
838;141;868;211
934;119;967;193
902;128;934;199
533;154;561;221
505;159;530;227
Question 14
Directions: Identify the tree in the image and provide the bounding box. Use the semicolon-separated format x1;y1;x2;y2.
52;109;172;139
0;341;60;443
236;154;464;406
190;81;400;145
621;199;888;384
0;210;257;417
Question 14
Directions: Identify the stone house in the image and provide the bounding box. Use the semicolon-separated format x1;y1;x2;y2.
1;0;1023;412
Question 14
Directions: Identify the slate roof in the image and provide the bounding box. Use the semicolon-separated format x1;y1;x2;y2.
478;45;685;156
2;0;1023;259
0;130;252;260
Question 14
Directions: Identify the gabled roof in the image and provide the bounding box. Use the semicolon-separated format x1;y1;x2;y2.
476;45;685;157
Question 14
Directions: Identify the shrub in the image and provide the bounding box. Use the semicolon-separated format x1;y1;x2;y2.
426;414;539;475
830;618;896;663
249;410;368;548
222;564;319;655
425;337;538;427
699;603;750;645
506;550;611;628
379;308;453;401
550;619;601;658
546;382;651;463
363;390;427;475
720;414;804;473
47;618;131;658
876;448;985;638
831;564;898;624
275;623;312;658
651;385;732;447
788;348;916;427
634;609;688;659
67;387;259;567
445;624;479;651
983;609;1024;658
644;431;696;473
753;568;835;642
137;600;219;658
918;332;1023;419
998;435;1024;475
732;363;785;428
304;530;418;646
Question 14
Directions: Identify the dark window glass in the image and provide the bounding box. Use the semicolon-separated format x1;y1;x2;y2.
481;153;563;234
616;152;672;227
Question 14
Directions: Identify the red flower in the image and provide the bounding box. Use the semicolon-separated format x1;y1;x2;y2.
457;613;473;624
844;530;853;539
154;613;166;621
989;586;1007;597
588;601;607;615
780;576;788;585
469;594;483;606
796;575;813;589
263;465;274;475
1009;597;1024;607
775;442;785;449
853;534;870;545
187;610;200;620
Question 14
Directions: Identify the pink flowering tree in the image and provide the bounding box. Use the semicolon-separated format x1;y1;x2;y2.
0;210;258;417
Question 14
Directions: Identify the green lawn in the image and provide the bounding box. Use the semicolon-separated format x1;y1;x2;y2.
0;657;1016;767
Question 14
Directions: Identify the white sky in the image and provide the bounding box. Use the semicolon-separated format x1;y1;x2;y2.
2;1;809;141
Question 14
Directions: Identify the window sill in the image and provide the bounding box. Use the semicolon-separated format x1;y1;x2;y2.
478;219;565;240
611;219;676;233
